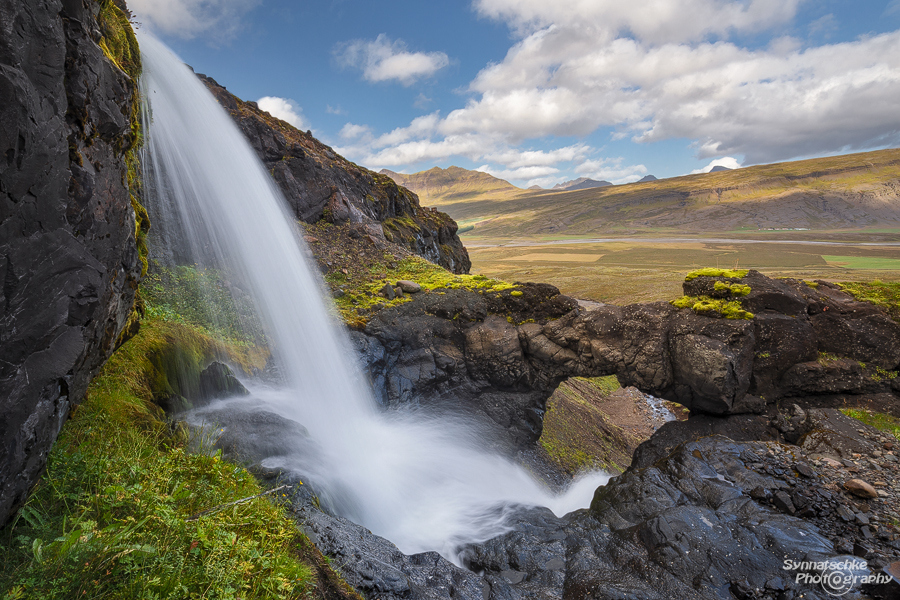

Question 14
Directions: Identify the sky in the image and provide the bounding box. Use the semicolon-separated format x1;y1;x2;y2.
128;0;900;188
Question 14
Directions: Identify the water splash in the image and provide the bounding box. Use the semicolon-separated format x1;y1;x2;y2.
138;32;609;559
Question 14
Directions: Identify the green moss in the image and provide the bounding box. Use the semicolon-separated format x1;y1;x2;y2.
684;267;749;281
670;295;754;319
97;0;141;80
838;280;900;322
328;254;518;327
0;318;311;599
713;280;751;296
539;376;630;475
841;408;900;439
97;0;149;339
142;263;267;346
510;290;523;297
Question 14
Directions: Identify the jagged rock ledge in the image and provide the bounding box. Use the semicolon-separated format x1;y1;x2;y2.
201;75;471;275
350;270;900;447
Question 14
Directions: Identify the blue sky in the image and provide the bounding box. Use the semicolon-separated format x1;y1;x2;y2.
130;0;900;188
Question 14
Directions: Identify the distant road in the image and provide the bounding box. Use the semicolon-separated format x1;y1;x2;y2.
466;237;900;249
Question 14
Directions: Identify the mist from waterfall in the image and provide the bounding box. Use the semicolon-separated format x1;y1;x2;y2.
138;31;609;559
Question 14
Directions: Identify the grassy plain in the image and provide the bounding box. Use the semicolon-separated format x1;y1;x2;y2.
466;235;900;304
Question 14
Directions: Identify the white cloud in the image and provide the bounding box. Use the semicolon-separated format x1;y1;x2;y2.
257;96;308;130
326;104;345;115
339;123;373;140
574;157;648;184
336;2;900;179
442;14;900;164
484;144;590;168
472;0;803;44
414;93;433;110
475;164;560;181
335;34;450;86
129;0;259;40
691;157;742;174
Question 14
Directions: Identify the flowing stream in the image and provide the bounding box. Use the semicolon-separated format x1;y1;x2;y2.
138;32;609;560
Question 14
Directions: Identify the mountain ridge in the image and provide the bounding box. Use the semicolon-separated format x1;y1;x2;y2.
386;149;900;237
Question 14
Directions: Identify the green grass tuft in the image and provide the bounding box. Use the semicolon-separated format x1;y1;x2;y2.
0;318;312;599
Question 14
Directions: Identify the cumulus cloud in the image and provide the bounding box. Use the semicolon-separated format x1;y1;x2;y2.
257;96;308;130
691;157;742;174
475;164;560;181
450;7;900;164
472;0;802;44
129;0;260;40
575;157;649;184
336;1;900;179
335;34;450;86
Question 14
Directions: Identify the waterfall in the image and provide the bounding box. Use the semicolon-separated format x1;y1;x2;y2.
138;32;608;559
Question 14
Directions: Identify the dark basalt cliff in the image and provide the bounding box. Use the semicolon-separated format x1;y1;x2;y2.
0;0;143;525
352;271;900;447
199;76;471;275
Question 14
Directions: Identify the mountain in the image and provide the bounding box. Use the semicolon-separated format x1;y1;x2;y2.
709;165;733;172
380;166;522;206
432;148;900;237
637;174;658;182
552;177;612;191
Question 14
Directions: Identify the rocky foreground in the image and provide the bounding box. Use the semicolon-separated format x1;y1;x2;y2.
195;401;899;600
190;267;900;600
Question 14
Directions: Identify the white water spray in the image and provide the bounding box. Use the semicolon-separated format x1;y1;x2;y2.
138;32;609;558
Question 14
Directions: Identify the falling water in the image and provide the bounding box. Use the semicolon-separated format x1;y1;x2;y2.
138;32;609;559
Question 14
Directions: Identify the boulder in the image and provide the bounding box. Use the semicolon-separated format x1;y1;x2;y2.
198;362;250;402
396;280;421;293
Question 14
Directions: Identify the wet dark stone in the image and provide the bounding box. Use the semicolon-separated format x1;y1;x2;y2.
0;0;142;525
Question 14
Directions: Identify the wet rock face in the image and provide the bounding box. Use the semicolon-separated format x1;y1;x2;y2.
0;0;141;525
199;76;471;275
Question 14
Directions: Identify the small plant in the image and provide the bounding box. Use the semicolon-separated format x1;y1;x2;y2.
756;351;771;359
871;366;899;382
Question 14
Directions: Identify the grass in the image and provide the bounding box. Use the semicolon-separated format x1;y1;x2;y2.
142;262;267;346
823;256;900;270
0;318;316;599
467;239;900;306
841;409;900;440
